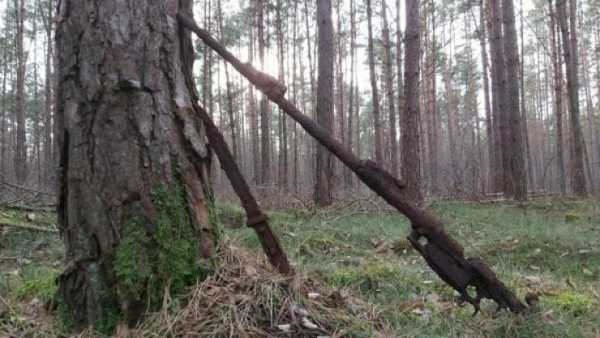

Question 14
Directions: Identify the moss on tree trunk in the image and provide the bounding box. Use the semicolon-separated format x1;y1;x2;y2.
55;0;218;333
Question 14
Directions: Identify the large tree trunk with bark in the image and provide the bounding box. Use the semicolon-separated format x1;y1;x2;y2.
55;0;218;331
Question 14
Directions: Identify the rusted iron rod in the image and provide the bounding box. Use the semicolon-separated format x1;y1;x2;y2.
178;17;291;275
178;13;527;313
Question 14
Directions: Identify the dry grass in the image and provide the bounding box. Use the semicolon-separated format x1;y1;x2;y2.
2;241;384;338
131;243;383;338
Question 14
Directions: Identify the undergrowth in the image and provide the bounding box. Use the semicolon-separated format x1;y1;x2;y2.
1;198;599;337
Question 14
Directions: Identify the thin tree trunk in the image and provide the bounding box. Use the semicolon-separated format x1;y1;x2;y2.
314;0;334;206
0;0;9;180
14;0;27;185
276;0;288;189
217;0;239;164
557;0;587;196
488;0;513;197
402;0;423;204
42;0;54;187
248;17;260;184
257;0;271;185
549;0;566;194
425;0;438;195
519;0;535;190
477;1;494;193
382;0;398;176
396;0;405;175
502;0;528;200
366;0;383;165
345;0;356;188
292;0;299;193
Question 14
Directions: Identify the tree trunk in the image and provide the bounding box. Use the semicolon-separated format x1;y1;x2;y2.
402;0;423;204
56;0;218;331
276;0;288;190
502;0;528;200
248;14;260;184
257;0;271;186
396;0;405;176
217;0;239;163
314;0;334;206
0;0;8;180
519;0;535;190
42;0;55;187
345;0;356;188
292;0;300;193
477;0;494;193
14;0;27;185
549;0;567;194
381;0;398;176
488;0;513;197
424;0;438;195
557;0;587;196
366;0;383;165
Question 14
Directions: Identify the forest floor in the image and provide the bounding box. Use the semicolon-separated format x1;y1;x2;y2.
1;198;599;337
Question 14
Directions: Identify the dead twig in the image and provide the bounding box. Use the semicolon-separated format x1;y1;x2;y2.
0;222;57;233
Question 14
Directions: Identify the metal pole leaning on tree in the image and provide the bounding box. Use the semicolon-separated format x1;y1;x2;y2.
177;13;527;313
177;15;291;275
193;102;292;275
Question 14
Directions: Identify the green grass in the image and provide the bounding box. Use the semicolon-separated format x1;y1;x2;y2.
228;198;600;337
1;199;599;337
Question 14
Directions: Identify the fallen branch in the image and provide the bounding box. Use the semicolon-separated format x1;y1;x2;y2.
179;13;527;313
0;221;57;233
1;204;56;213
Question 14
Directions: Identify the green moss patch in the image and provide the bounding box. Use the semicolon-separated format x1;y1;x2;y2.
548;291;593;316
113;182;210;320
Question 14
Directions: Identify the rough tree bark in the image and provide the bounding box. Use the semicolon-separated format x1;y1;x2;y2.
56;0;218;330
402;0;423;204
314;0;334;206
